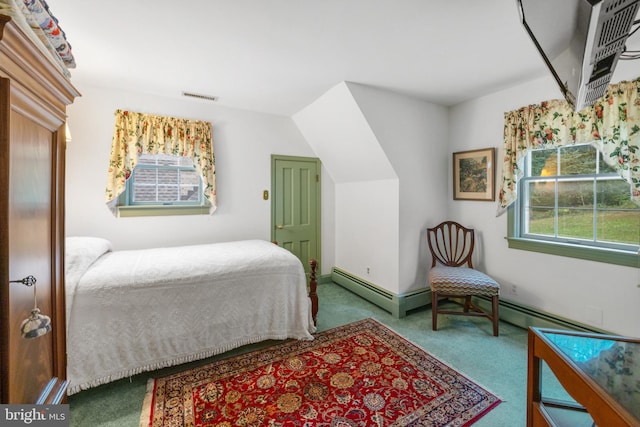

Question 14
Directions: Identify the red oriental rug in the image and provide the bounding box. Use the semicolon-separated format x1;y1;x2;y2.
140;318;500;426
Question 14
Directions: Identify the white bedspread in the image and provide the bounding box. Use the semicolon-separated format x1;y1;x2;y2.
65;238;315;395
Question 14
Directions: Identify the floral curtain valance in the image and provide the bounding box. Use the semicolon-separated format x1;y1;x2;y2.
499;77;640;212
105;109;216;214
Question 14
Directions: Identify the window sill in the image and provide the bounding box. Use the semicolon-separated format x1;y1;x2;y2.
117;205;210;217
506;237;639;268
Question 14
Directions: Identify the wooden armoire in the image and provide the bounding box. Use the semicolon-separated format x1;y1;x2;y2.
0;15;79;403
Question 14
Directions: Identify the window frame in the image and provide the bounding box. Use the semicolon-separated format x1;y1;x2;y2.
507;146;640;268
117;154;210;217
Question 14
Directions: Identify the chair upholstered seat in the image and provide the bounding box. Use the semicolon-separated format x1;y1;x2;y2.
429;266;499;298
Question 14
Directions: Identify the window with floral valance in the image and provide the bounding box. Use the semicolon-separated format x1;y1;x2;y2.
105;109;216;215
499;77;640;212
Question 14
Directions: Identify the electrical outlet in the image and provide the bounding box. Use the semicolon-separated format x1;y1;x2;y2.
511;284;517;295
366;267;371;275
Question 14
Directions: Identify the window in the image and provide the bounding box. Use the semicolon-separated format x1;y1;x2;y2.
509;143;640;266
118;154;209;216
106;110;216;216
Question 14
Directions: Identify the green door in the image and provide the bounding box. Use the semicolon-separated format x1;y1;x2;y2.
271;155;320;275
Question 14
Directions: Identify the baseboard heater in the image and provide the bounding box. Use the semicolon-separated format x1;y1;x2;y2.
331;267;431;318
471;296;610;334
331;266;609;333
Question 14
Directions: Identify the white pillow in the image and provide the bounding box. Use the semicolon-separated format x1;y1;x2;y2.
65;236;112;286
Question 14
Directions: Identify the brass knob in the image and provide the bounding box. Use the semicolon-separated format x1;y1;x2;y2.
276;224;284;229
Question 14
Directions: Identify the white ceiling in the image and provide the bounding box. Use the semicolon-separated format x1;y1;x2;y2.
48;0;639;116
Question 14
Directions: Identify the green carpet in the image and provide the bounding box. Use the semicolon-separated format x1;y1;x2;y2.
68;282;567;426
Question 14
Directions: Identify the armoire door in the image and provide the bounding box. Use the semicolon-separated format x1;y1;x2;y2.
0;77;67;403
8;115;55;405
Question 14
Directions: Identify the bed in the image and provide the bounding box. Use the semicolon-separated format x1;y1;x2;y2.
64;237;318;395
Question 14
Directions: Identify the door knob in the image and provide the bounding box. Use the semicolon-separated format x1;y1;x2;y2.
276;224;284;229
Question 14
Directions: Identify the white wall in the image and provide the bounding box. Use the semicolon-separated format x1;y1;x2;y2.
346;83;449;292
65;84;337;271
334;179;399;290
294;82;449;294
448;73;640;337
293;82;400;291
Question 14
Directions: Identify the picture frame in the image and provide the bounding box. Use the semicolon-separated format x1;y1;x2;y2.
453;147;495;201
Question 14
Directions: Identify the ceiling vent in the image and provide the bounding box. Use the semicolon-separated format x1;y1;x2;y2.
181;91;218;102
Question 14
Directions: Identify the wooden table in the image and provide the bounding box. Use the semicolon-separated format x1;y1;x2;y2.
527;327;640;426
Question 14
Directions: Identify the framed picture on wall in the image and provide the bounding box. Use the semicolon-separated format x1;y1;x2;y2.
453;147;495;201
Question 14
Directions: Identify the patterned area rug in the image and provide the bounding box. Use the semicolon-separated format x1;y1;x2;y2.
140;318;500;426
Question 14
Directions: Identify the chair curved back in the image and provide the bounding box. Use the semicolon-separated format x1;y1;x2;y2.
427;221;475;268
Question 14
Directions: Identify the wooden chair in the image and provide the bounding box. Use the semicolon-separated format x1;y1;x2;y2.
427;221;500;336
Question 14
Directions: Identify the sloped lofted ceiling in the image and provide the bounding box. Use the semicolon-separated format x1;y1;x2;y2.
293;82;396;184
46;0;597;117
